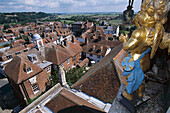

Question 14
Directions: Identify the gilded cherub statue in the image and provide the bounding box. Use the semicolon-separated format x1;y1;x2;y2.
119;0;169;100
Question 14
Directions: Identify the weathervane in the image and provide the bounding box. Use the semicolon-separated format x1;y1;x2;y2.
123;0;135;23
119;0;169;112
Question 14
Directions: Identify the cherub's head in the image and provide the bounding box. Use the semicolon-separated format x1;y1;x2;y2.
155;0;168;15
147;5;155;16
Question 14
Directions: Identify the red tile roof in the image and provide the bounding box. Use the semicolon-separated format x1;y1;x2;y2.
45;41;82;65
65;40;82;57
45;43;71;65
45;88;105;113
82;43;109;56
1;45;27;57
78;58;89;68
4;49;44;84
4;55;42;84
72;44;123;103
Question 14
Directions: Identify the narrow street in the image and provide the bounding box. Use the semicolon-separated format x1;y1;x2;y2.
0;76;20;113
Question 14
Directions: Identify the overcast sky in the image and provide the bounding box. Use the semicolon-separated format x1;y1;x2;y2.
0;0;142;13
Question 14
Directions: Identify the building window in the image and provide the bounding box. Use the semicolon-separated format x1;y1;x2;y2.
27;54;38;63
74;56;77;60
26;67;32;74
90;54;93;57
33;56;37;62
67;59;70;64
6;55;13;60
68;66;70;70
61;63;64;67
15;52;21;55
47;66;51;73
32;83;39;94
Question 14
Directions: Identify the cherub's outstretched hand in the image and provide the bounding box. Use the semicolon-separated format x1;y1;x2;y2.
119;33;128;43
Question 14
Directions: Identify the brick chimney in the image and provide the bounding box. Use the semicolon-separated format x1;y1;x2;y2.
101;46;103;52
64;39;68;47
85;37;89;45
72;35;75;43
94;23;97;31
93;45;96;51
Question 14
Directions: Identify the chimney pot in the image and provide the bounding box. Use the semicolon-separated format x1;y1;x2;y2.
93;45;96;50
101;46;103;52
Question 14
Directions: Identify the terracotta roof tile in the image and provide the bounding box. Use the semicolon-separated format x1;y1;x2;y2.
45;88;105;113
72;44;123;103
65;40;82;57
1;45;27;57
78;58;89;68
12;39;26;47
4;49;44;84
97;40;122;48
82;43;108;56
45;43;71;65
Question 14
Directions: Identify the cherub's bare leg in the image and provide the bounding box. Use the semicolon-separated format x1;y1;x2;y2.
123;80;133;100
136;80;145;98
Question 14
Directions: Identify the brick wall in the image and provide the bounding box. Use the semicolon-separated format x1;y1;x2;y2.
113;49;127;84
22;69;50;100
62;53;81;71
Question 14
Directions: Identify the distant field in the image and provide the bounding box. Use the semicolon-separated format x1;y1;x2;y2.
58;13;120;19
91;14;119;17
60;20;75;24
109;20;122;25
58;14;92;18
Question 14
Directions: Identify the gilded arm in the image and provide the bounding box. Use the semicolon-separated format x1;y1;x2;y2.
132;12;141;28
119;33;139;51
123;38;139;51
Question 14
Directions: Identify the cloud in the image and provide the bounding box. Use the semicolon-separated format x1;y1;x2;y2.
0;0;141;13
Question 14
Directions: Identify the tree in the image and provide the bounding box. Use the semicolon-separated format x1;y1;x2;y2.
66;67;86;86
101;21;105;26
4;24;10;30
49;69;59;87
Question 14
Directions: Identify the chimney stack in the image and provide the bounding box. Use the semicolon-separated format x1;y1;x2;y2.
101;46;103;52
72;35;75;43
85;38;89;45
94;23;96;31
93;45;96;51
64;39;68;47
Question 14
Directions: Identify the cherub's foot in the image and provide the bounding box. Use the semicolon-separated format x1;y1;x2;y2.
123;91;133;100
136;90;143;98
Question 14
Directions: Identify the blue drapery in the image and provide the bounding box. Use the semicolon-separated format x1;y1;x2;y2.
122;48;151;94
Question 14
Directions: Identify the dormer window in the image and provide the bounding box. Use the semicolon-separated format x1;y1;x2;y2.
27;54;38;63
6;55;13;60
33;56;37;61
89;48;93;52
74;56;77;60
96;49;101;53
67;59;70;64
61;63;64;67
15;52;21;55
47;66;51;73
26;67;32;74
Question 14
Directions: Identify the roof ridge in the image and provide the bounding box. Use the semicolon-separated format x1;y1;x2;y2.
72;44;123;88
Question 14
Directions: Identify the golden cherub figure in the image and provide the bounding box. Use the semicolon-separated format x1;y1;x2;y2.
119;0;169;100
